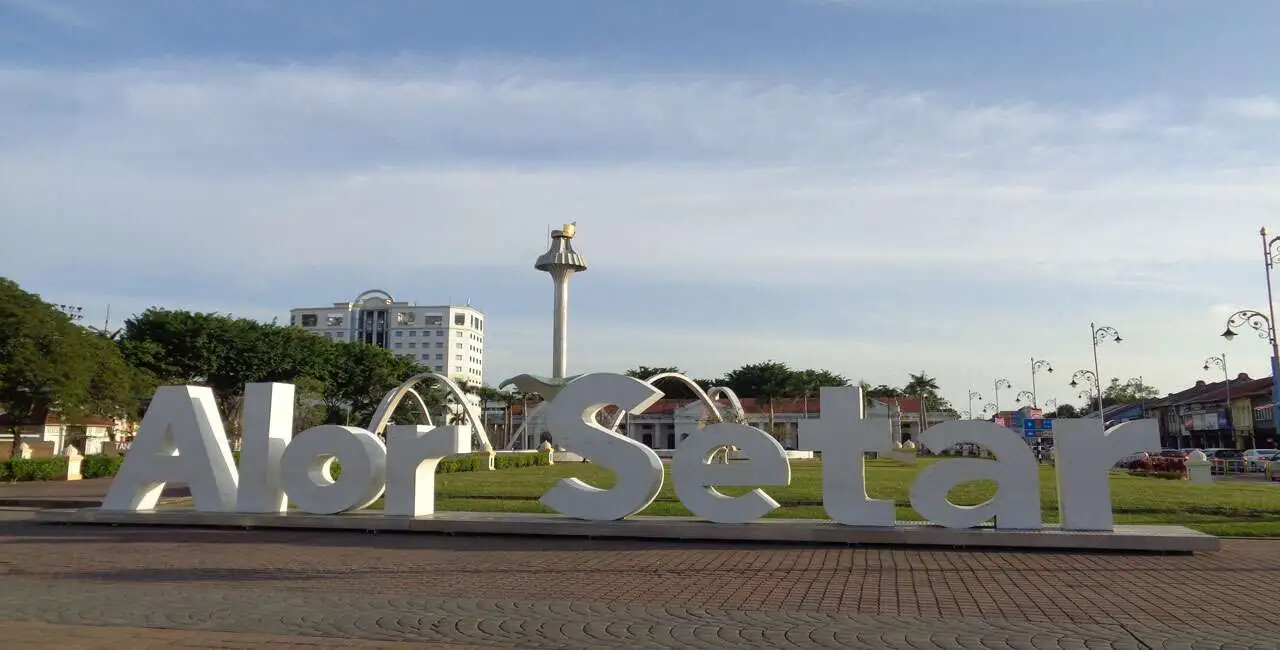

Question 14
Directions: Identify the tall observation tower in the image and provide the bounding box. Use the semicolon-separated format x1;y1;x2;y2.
534;223;588;379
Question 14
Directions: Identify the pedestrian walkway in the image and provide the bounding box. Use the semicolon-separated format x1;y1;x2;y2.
1;510;1277;648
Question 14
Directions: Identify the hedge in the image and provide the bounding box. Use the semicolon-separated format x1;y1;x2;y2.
3;449;550;482
0;456;69;482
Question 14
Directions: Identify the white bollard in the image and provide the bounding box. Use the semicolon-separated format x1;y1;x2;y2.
1187;450;1211;484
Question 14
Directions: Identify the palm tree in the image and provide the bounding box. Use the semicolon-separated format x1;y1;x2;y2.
904;372;940;398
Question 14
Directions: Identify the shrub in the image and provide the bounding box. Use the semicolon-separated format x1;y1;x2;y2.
1126;455;1187;479
8;449;551;482
81;454;125;479
1;457;69;482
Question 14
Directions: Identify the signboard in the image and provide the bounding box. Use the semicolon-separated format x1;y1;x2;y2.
1022;418;1054;435
101;374;1160;533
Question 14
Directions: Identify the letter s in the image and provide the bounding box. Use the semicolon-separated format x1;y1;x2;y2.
539;373;665;520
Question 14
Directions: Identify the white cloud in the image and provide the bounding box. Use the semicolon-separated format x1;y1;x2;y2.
4;57;1280;406
1208;96;1280;121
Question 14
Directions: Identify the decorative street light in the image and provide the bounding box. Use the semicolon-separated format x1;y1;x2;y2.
993;378;1012;413
1221;308;1280;419
1070;369;1103;418
1076;389;1093;402
1015;390;1035;406
984;403;998;420
1087;322;1121;418
1043;398;1058;416
1203;353;1244;448
1257;228;1280;413
967;390;983;419
1029;358;1053;408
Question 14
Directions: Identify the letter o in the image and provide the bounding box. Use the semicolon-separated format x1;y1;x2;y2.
279;425;388;514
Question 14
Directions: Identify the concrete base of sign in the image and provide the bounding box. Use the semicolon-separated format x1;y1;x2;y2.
35;508;1219;553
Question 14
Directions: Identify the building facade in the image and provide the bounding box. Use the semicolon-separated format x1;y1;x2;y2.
1144;374;1278;449
289;289;486;384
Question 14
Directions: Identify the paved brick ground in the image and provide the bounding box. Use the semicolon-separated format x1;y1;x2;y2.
0;621;477;649
1;509;1277;648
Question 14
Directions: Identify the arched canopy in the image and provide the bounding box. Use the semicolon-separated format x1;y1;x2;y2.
608;372;728;430
351;289;395;307
367;372;492;452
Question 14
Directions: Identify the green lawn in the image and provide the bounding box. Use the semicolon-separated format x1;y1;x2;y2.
395;459;1280;537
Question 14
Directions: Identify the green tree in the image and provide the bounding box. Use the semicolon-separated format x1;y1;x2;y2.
721;361;795;434
902;371;957;415
320;342;421;427
0;279;100;455
1102;377;1160;408
791;368;850;417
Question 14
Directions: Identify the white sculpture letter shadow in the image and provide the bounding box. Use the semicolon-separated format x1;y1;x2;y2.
1054;418;1160;531
804;386;896;527
279;425;387;515
910;421;1041;530
384;424;471;517
102;386;238;512
672;423;790;524
236;383;294;513
539;373;665;521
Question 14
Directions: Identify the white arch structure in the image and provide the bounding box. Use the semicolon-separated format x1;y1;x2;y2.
366;372;493;453
606;372;748;431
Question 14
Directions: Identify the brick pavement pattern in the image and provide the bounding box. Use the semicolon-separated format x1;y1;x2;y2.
0;621;478;649
1;511;1278;648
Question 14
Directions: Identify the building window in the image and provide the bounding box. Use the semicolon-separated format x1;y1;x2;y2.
408;330;416;337
394;342;402;348
300;314;318;327
326;314;344;327
394;330;403;337
408;342;416;348
436;330;444;336
455;313;466;326
422;330;430;336
421;354;429;360
456;354;463;360
455;331;463;337
456;343;462;349
435;354;443;360
435;342;443;348
336;332;345;338
396;312;415;325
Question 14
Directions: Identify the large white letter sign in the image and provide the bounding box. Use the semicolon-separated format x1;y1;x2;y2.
1054;418;1160;531
803;386;895;527
236;383;294;513
539;373;665;521
384;425;470;517
102;386;239;512
910;421;1041;530
672;423;790;524
279;426;387;515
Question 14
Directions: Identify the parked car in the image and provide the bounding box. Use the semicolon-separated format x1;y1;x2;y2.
1208;448;1245;474
1264;453;1280;481
1242;449;1280;472
1159;449;1189;459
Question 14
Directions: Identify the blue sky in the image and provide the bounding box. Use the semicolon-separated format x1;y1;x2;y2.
4;0;1280;412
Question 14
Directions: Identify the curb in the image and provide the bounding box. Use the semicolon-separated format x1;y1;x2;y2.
0;499;102;509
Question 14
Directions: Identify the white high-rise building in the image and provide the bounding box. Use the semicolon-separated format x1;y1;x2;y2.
289;289;486;384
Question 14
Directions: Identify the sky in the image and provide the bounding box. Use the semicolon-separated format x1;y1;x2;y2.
4;0;1280;414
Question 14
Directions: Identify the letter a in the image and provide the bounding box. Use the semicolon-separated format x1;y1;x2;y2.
102;386;239;512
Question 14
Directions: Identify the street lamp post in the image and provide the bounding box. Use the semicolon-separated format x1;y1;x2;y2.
1070;370;1102;419
1258;228;1280;411
968;390;983;419
1043;398;1058;416
1203;354;1241;448
1089;322;1122;418
1015;390;1035;406
993;378;1012;413
1029;358;1053;408
1222;307;1280;424
984;403;998;420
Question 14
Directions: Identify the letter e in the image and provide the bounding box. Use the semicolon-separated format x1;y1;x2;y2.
672;423;790;524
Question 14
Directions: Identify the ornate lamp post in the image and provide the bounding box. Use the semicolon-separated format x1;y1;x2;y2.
1088;322;1122;417
1043;398;1058;416
984;403;998;420
1204;353;1243;448
1221;308;1280;422
1070;370;1103;419
1257;229;1280;411
1029;358;1053;408
993;378;1012;413
1015;390;1035;406
967;390;983;419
